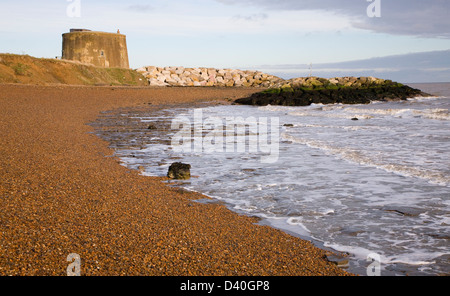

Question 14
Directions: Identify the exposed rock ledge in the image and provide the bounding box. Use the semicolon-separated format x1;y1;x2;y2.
234;76;431;106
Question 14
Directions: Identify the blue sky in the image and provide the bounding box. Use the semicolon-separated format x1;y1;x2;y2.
1;0;450;81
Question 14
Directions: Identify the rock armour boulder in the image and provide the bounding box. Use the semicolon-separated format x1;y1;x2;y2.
136;66;283;87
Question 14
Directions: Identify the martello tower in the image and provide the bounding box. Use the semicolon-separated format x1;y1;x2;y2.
62;29;129;68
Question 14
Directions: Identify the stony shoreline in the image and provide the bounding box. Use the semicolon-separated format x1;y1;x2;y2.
0;84;351;276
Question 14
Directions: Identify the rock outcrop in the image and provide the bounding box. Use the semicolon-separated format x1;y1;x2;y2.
167;162;191;180
234;76;431;106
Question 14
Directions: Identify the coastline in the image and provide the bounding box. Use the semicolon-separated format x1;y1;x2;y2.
91;83;450;276
0;83;351;276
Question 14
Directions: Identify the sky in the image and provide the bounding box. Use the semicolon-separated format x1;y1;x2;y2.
1;0;450;82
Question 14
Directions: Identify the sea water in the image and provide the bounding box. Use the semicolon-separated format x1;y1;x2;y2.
115;83;449;276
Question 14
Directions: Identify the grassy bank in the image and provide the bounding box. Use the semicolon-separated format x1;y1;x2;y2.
0;53;147;86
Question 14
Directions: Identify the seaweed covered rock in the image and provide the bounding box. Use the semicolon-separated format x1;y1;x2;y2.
234;77;430;106
167;162;191;180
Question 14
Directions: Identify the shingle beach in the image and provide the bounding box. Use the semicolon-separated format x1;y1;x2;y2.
0;84;351;276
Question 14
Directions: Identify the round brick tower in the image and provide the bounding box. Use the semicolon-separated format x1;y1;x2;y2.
62;29;129;69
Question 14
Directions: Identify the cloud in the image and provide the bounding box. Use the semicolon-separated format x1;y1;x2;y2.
244;50;450;82
127;4;154;13
216;0;450;38
232;13;268;22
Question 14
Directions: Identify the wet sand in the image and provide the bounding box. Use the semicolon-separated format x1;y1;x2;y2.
0;83;351;276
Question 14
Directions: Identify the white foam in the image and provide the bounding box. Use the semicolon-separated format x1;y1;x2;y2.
414;108;450;121
407;96;444;102
343;107;413;117
262;216;311;238
288;110;374;119
261;99;449;121
321;209;335;215
323;243;442;267
258;105;297;112
384;253;441;266
341;106;450;120
294;123;386;131
281;133;450;186
323;243;380;261
286;217;300;225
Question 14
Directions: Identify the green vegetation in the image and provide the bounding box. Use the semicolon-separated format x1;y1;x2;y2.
281;86;294;93
0;53;147;86
262;80;408;95
12;63;30;76
261;88;281;95
105;68;142;85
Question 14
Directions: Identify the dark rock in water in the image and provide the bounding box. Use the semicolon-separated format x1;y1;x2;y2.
234;78;431;107
283;123;294;127
427;233;450;240
147;124;157;130
340;227;365;236
167;162;191;180
351;117;359;121
381;206;425;217
326;254;350;268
